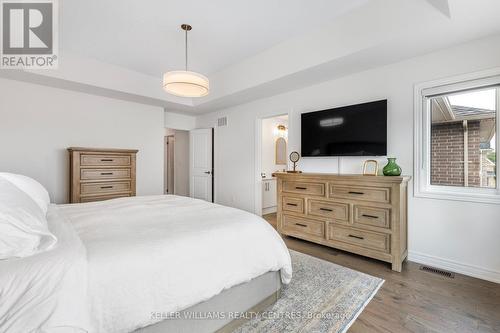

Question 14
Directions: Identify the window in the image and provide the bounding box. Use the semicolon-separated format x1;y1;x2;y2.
414;69;500;204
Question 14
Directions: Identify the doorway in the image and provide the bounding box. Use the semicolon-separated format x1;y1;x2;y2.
165;135;175;194
256;114;289;216
164;129;190;196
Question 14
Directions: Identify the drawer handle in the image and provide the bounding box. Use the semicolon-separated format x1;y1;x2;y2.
348;234;364;240
100;159;114;162
100;186;113;189
286;203;298;206
320;207;333;212
295;223;308;227
295;186;307;190
100;172;113;175
348;191;364;195
362;214;379;219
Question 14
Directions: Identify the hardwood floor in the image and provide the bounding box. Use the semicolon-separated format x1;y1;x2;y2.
263;213;500;333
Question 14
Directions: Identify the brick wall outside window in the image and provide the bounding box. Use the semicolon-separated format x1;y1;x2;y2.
430;121;481;187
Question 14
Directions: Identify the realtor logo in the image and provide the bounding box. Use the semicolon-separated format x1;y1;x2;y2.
1;0;58;68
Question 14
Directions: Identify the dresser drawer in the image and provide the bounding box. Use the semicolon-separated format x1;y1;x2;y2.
282;215;324;238
80;194;131;203
328;224;390;253
308;200;349;221
81;181;131;195
282;197;304;214
329;184;390;203
81;168;131;180
283;181;325;196
80;154;131;167
354;205;390;229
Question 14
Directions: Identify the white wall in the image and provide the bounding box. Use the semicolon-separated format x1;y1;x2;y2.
197;34;500;283
0;78;165;203
261;117;288;177
164;111;196;131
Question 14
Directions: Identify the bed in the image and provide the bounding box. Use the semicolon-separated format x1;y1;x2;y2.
0;192;292;333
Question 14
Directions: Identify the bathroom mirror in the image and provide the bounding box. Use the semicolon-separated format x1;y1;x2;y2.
275;137;287;165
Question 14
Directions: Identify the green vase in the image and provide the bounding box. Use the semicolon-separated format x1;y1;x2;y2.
383;157;402;176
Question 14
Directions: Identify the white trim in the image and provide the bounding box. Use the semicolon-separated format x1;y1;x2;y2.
254;117;263;216
262;206;277;215
414;67;500;205
212;125;218;204
254;109;292;216
408;251;500;284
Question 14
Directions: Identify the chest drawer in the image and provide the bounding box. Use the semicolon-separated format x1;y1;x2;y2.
283;181;325;196
81;181;131;195
80;154;131;167
328;224;390;253
81;168;131;180
282;197;304;214
308;200;349;221
329;184;390;203
353;205;390;229
282;215;324;238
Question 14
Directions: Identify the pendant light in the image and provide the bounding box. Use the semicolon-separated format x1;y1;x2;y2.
163;24;209;97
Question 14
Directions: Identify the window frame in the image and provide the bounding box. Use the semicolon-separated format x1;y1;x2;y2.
414;68;500;204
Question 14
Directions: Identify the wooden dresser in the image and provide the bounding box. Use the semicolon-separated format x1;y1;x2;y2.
68;147;138;203
275;173;410;271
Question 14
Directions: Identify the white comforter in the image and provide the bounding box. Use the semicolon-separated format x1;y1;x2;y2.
57;195;292;333
0;206;91;333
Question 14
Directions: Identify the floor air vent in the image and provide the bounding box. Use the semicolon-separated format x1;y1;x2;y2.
419;265;455;278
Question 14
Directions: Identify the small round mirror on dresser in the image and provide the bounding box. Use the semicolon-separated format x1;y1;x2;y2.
287;151;302;173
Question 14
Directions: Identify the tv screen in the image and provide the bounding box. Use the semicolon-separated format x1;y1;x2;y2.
301;100;387;157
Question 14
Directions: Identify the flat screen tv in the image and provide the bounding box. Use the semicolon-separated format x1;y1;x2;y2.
301;100;387;157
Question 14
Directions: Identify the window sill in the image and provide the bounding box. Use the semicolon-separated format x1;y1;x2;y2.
415;188;500;205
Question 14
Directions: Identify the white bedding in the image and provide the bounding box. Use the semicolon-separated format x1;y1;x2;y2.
0;205;91;333
57;195;292;333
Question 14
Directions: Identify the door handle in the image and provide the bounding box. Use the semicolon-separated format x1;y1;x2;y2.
204;171;211;174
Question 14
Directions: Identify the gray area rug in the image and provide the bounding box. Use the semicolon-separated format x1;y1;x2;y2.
234;250;384;333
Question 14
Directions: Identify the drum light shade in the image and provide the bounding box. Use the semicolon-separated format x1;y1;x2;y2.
163;24;209;98
163;71;209;97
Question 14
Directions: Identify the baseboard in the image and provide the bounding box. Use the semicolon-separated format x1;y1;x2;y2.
262;207;277;215
408;251;500;284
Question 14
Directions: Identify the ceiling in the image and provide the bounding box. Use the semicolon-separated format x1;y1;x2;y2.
3;0;500;114
61;0;368;76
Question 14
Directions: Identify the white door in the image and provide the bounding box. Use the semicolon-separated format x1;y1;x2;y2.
189;128;213;202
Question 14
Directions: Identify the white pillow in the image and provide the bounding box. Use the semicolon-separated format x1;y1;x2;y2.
0;178;57;259
0;173;50;215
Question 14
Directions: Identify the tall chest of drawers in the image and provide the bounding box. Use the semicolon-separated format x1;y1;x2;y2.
275;173;410;272
68;147;138;203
